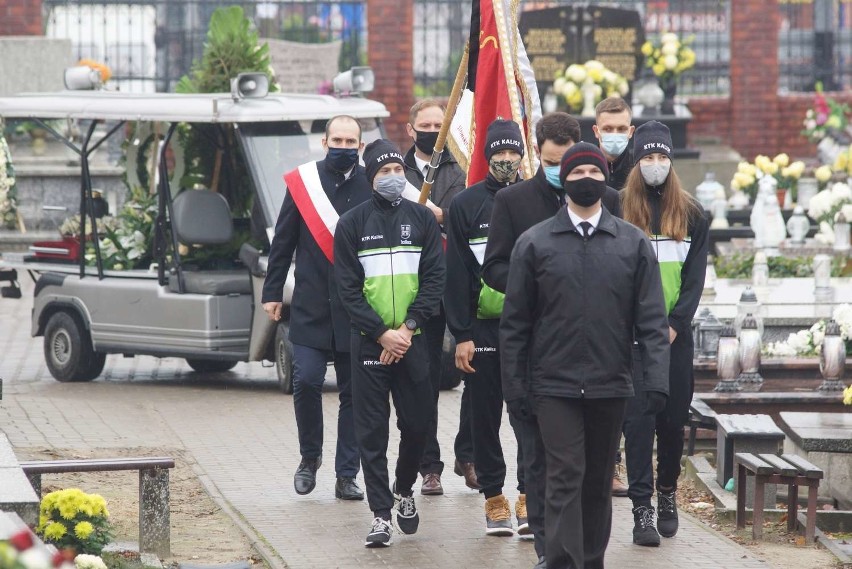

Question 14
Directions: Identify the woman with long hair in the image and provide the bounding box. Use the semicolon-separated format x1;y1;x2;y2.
620;121;709;547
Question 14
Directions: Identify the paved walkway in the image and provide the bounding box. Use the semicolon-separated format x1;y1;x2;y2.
0;278;773;568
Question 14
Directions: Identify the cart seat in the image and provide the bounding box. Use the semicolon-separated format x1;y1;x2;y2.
168;269;251;295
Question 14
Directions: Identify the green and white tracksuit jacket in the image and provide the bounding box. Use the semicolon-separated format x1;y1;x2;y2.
645;187;709;338
334;193;445;341
444;176;513;345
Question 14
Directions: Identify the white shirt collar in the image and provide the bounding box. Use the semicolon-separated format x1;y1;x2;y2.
567;206;602;235
413;154;430;177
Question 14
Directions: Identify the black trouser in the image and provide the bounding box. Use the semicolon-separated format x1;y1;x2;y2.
515;409;546;558
468;319;524;497
623;335;695;504
535;395;627;569
291;343;359;478
420;308;475;475
351;333;433;515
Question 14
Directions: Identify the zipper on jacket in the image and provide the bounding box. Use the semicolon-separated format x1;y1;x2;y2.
384;208;397;328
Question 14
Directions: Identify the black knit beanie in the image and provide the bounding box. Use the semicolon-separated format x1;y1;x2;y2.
363;139;404;184
484;118;525;160
633;121;673;163
559;142;610;183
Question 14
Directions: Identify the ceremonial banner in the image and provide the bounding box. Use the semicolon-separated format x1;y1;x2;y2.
448;0;541;186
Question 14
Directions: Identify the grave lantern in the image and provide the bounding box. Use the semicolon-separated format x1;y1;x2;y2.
734;286;763;338
752;250;769;287
786;205;810;245
715;325;741;392
813;254;833;300
737;314;763;391
692;307;711;358
833;211;850;253
818;319;846;392
699;310;724;360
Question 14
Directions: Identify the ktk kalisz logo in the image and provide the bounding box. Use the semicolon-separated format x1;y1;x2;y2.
400;224;411;243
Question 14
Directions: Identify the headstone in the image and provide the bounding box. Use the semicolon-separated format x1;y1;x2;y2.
0;38;73;96
519;6;644;102
265;38;342;94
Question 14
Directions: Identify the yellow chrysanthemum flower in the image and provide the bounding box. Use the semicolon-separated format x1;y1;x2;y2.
641;41;653;56
843;384;852;405
74;521;95;539
44;521;68;540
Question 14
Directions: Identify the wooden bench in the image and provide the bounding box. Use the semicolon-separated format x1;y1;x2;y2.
735;452;823;542
20;457;175;557
687;397;717;456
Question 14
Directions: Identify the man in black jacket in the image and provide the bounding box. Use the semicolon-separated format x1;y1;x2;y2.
261;115;368;501
445;118;529;538
334;139;445;548
403;99;475;495
592;96;635;191
480;114;620;569
501;143;670;569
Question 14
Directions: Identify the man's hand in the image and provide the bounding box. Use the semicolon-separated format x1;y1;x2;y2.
669;326;678;344
263;301;283;321
426;202;443;224
644;391;667;416
455;340;476;373
379;349;401;365
506;397;533;422
378;329;411;358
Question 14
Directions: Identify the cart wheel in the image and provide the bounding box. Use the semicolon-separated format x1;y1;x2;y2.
43;311;99;382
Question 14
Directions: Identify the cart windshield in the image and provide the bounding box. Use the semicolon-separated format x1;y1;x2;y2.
239;118;384;235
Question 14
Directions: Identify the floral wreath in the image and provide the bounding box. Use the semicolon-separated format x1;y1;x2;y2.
0;119;21;230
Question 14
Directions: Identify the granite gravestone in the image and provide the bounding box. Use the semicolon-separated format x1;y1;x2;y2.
519;5;644;103
0;38;73;96
266;38;342;94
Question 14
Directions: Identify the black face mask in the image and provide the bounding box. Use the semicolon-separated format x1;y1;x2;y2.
414;130;439;155
326;147;359;173
564;177;606;207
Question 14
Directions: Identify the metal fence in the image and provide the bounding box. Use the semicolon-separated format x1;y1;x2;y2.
778;0;852;92
43;0;367;93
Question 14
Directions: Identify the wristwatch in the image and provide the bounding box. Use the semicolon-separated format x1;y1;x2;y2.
404;318;417;331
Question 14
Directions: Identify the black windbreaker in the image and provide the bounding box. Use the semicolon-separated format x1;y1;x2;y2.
500;206;671;402
482;167;622;294
444;175;514;344
334;193;445;341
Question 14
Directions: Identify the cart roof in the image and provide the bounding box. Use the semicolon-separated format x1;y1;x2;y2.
0;90;389;123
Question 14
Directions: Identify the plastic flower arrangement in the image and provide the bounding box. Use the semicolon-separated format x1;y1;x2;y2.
36;489;113;555
0;122;20;230
764;303;852;357
802;82;850;143
641;32;696;89
552;60;629;113
76;59;112;84
807;181;852;245
815;164;834;190
832;143;852;177
729;153;805;202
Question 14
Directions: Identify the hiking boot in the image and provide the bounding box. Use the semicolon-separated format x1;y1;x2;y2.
294;457;321;495
392;486;420;535
612;463;628;497
420;472;444;495
485;494;514;536
335;477;364;500
657;490;679;537
515;494;531;537
364;517;393;547
632;504;661;547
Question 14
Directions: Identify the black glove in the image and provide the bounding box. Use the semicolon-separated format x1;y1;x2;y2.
506;397;532;422
644;391;667;416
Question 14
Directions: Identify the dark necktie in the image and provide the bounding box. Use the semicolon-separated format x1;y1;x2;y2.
579;221;593;239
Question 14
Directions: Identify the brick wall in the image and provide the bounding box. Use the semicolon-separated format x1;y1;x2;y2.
0;0;42;36
367;0;415;149
685;0;852;162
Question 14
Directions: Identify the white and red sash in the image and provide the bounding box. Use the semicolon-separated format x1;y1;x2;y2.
283;162;438;264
